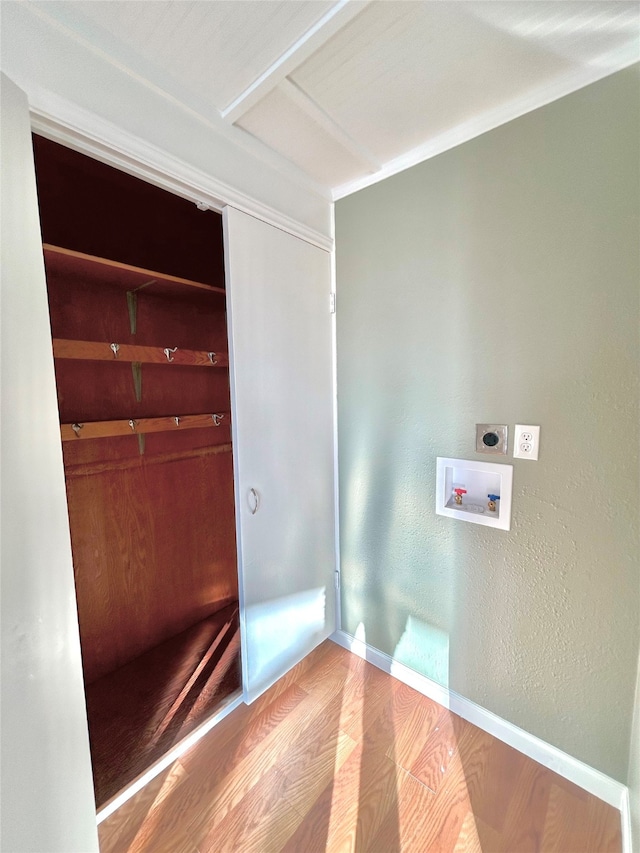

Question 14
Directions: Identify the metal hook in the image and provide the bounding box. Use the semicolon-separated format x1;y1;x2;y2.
173;417;180;427
110;343;120;359
128;419;137;432
72;423;84;436
207;352;217;365
212;413;224;426
164;346;178;363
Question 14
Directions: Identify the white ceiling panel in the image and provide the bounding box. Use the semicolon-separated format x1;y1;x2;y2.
21;0;640;198
291;0;639;164
238;85;367;187
36;0;334;110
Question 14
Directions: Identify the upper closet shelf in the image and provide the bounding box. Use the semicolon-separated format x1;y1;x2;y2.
42;244;227;298
53;338;229;368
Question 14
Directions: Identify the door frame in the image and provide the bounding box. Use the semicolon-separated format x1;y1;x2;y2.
20;98;341;819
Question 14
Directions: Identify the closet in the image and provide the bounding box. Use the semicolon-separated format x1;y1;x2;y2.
32;136;240;808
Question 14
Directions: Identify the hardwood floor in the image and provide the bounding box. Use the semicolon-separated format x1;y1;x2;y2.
87;602;241;807
98;641;621;852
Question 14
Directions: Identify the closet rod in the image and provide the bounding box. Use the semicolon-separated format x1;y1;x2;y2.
61;412;230;442
53;339;228;368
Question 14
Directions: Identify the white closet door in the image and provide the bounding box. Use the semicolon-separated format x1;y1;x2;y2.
0;74;99;851
224;206;336;703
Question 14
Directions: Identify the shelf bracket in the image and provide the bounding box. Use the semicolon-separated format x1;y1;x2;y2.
131;362;142;402
128;418;145;455
126;291;138;335
126;278;157;335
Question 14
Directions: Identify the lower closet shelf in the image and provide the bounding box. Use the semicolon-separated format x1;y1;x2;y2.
85;601;241;809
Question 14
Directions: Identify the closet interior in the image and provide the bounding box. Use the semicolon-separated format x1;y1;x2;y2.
33;136;241;808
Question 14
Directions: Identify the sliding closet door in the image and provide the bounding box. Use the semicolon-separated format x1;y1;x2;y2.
0;73;99;852
224;207;336;702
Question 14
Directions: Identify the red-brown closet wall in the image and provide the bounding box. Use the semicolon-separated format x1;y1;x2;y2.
33;136;239;684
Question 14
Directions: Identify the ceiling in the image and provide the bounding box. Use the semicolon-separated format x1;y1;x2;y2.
25;1;640;199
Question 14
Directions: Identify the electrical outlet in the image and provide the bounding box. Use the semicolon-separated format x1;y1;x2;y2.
514;425;540;460
476;424;508;455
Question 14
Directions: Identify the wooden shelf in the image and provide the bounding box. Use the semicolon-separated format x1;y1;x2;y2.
61;412;230;442
43;244;227;298
53;338;229;368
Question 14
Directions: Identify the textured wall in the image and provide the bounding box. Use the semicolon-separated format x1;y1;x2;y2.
336;66;640;782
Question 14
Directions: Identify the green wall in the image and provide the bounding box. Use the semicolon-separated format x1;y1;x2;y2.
335;65;640;782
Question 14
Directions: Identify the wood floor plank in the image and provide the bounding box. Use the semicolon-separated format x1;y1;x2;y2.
148;685;310;847
498;758;554;852
452;810;484;853
540;781;622;853
541;781;594;852
584;795;623;853
98;640;623;853
166;668;367;848
99;763;189;853
296;651;394;746
195;767;301;853
252;640;346;712
281;741;401;853
366;765;436;853
382;681;442;772
409;705;463;793
455;719;529;834
179;681;308;776
277;723;359;817
405;742;481;853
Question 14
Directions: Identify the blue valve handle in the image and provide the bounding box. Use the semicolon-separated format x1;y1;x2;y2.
487;494;500;501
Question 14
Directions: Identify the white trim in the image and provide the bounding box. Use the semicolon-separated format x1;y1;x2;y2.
332;56;640;200
221;0;371;124
96;690;243;825
279;78;381;173
621;788;632;853
18;0;330;204
330;203;342;630
29;92;333;252
330;630;628;817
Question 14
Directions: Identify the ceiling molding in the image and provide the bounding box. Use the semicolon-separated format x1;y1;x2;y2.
221;0;371;125
28;88;333;252
333;55;640;201
279;78;381;174
21;0;332;204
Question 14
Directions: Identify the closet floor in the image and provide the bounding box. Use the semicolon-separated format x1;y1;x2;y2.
86;601;241;808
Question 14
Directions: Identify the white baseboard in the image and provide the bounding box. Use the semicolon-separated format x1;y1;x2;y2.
330;630;629;840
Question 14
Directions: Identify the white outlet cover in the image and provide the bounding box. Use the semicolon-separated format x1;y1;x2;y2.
514;425;540;460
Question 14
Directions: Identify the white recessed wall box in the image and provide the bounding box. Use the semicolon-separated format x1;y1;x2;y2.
436;457;514;531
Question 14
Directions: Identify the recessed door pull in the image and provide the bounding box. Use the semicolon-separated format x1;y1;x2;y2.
248;488;260;515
